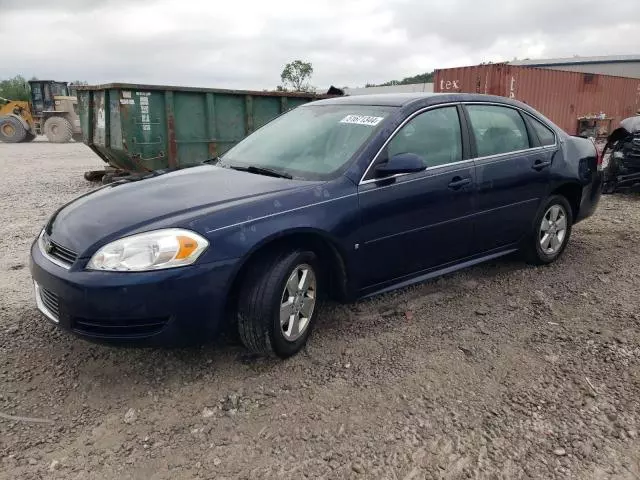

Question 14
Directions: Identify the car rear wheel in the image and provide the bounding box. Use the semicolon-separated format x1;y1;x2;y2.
524;194;573;265
237;249;322;358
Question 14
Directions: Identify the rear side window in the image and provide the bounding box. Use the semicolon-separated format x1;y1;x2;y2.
467;105;530;157
387;106;462;168
528;116;556;146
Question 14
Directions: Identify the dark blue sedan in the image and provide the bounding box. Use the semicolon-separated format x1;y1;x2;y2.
30;93;602;357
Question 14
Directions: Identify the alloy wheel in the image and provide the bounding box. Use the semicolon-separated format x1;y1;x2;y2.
279;264;317;342
539;204;568;255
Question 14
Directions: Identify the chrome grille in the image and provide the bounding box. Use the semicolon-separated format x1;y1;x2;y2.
40;232;78;267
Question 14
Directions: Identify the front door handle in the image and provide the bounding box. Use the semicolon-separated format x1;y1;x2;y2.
532;159;552;171
448;176;472;190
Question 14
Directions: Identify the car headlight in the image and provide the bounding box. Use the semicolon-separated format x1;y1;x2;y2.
87;229;209;272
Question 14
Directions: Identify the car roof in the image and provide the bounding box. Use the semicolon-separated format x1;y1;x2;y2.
309;93;442;107
309;92;526;108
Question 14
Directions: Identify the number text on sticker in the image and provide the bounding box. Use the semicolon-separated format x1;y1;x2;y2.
340;115;384;126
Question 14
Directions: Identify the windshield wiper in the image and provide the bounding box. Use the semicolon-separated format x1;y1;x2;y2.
229;165;293;179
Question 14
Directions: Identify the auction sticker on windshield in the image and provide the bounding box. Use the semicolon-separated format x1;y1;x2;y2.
340;115;384;126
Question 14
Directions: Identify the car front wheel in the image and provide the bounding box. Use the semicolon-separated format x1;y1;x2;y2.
237;249;321;357
525;194;573;265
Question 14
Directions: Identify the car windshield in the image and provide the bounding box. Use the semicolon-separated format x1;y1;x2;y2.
220;104;396;180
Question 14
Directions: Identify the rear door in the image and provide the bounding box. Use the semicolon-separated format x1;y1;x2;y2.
464;103;557;254
356;105;476;289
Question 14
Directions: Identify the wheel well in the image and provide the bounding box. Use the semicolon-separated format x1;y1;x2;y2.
223;232;350;320
552;183;581;220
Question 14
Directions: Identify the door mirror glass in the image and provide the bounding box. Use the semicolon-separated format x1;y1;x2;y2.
375;153;426;176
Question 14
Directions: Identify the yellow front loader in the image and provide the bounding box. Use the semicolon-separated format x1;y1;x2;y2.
0;80;81;143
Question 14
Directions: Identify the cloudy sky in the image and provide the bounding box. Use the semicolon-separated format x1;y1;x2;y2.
1;0;638;90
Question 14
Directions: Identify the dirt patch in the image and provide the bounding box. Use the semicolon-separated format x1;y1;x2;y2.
1;139;640;479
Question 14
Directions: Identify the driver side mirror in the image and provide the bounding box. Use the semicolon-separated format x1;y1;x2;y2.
375;152;426;177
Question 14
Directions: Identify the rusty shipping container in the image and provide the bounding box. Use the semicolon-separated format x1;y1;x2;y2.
434;64;640;135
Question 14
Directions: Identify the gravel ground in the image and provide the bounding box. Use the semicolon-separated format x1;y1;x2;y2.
1;139;640;480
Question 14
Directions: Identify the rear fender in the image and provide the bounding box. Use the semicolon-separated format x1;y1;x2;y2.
566;135;598;181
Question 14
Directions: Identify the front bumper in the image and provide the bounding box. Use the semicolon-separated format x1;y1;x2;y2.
29;240;237;346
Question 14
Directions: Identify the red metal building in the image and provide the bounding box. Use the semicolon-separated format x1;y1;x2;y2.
433;64;640;136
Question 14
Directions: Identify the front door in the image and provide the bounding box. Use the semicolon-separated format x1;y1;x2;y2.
464;104;558;253
356;105;476;290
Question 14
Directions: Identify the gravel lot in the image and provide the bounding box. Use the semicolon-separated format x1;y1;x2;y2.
1;139;640;480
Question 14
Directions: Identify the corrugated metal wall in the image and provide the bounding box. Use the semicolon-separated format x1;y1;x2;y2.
434;64;640;134
525;63;640;79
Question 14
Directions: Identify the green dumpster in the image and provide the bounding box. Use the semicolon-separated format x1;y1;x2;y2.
76;83;327;175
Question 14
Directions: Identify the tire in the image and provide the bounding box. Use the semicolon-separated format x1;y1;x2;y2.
0;116;27;143
237;249;323;358
43;117;73;143
524;195;573;265
22;132;36;143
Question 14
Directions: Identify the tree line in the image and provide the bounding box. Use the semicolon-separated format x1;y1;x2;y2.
0;75;33;101
365;72;434;88
278;61;435;92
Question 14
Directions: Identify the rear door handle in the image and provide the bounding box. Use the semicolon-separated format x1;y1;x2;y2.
532;159;552;171
448;176;472;190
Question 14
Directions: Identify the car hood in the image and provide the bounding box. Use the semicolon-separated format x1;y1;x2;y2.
48;166;314;254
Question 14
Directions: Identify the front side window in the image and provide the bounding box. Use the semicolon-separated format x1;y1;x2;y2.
467;105;530;157
387;106;462;167
221;104;395;181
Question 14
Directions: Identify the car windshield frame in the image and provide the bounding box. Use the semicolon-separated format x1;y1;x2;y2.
218;104;397;181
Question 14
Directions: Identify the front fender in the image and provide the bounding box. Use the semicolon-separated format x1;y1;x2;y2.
204;191;359;263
